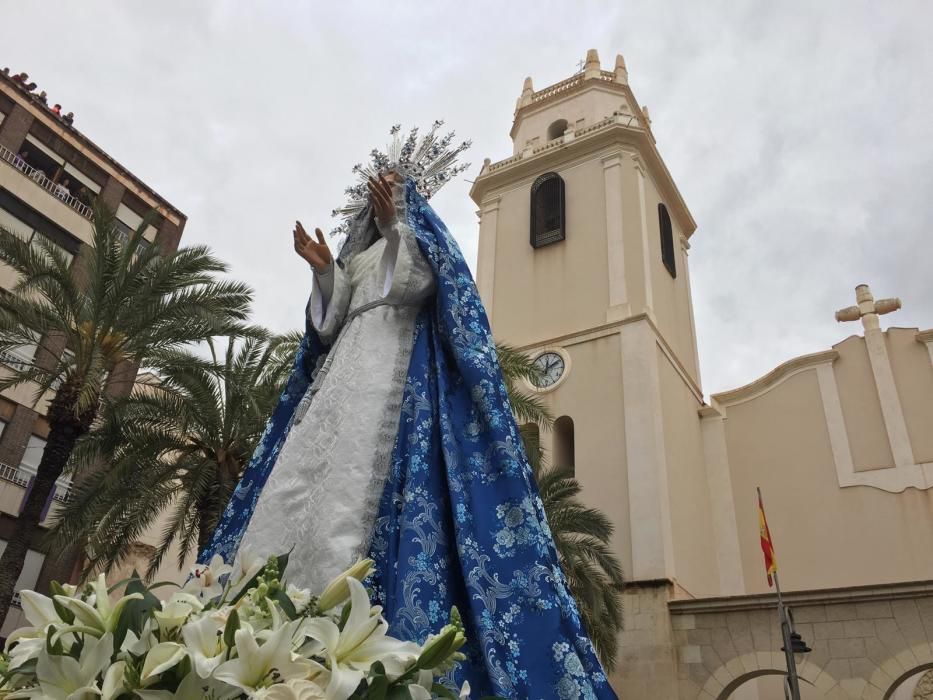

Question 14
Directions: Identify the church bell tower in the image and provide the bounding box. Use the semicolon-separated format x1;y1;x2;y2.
470;49;714;698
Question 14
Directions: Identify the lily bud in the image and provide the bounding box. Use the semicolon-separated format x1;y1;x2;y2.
416;628;456;671
316;559;374;612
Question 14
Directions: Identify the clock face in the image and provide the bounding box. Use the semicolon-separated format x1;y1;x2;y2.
533;352;565;389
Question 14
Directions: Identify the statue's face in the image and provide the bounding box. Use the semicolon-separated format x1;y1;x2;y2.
381;169;404;187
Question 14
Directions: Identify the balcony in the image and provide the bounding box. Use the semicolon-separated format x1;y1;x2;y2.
0;461;71;520
0;144;92;220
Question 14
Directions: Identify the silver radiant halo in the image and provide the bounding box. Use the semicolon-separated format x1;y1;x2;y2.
330;121;471;235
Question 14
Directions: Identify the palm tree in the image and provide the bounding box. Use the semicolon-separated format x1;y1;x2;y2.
0;204;252;626
498;343;625;670
50;332;300;579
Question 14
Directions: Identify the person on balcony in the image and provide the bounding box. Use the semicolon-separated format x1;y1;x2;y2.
51;104;62;117
13;150;28;170
55;178;71;200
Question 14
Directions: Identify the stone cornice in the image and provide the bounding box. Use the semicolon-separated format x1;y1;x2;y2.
470;118;696;238
509;74;642;138
506;312;704;403
710;349;840;408
669;579;933;614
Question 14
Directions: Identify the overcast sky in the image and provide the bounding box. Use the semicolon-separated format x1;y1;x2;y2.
3;1;931;395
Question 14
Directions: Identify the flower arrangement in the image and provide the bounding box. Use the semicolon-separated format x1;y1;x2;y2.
0;552;479;700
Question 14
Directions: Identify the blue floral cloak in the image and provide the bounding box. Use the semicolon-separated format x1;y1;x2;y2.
201;181;617;699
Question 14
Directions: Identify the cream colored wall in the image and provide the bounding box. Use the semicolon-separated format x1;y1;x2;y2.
656;348;718;597
717;333;933;594
887;328;933;464
488;159;610;346
638;172;700;385
534;333;633;574
104;510;196;595
511;86;631;153
833;335;894;471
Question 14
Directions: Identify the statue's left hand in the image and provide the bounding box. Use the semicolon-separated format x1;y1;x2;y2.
368;174;397;228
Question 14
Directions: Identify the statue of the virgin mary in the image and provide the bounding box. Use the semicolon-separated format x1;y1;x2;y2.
201;123;618;699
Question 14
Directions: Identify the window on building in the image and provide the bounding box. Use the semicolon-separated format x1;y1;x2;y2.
554;416;575;475
530;172;565;249
0;328;39;372
18;435;46;476
115;202;156;252
547;119;569;141
0;543;45;607
0;207;74;267
22;135;63;184
658;202;676;279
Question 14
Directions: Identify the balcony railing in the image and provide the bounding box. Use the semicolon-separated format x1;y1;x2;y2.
0;144;93;220
0;462;29;487
0;461;71;503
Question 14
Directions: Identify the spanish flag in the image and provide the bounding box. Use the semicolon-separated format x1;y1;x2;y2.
757;487;777;587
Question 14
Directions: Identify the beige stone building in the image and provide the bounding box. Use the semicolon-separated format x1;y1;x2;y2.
0;73;189;638
470;50;933;699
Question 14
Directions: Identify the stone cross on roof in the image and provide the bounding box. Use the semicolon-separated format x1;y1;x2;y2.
835;284;901;332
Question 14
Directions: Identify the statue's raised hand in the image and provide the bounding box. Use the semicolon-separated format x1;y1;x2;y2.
293;221;332;272
368;173;399;229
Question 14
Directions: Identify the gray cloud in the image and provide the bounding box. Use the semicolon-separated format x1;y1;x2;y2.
3;0;930;394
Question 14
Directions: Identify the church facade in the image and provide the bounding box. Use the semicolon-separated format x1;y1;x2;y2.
470;50;933;700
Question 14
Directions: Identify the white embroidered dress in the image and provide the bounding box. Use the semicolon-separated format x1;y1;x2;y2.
238;212;434;593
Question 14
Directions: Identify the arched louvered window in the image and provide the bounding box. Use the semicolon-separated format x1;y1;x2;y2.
554;416;575;476
530;172;565;249
658;202;676;278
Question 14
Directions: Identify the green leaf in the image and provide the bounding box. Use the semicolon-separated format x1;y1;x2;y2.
271;588;297;619
114;575;161;649
385;686;410;700
431;684;459;699
223;608;240;648
52;596;75;625
337;598;353;631
45;625;63;656
367;673;388;700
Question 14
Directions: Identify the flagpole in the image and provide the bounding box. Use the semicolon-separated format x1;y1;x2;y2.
769;537;802;700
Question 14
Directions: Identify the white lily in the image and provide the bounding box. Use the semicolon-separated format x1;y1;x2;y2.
53;575;142;637
285;584;312;615
152;592;203;637
213;620;314;694
119;618;158;657
100;660;127;700
183;554;233;603
316;560;374;612
140;642;187;685
5;590;70;669
9;631;113;700
134;672;240;700
180;613;227;678
260;678;330;699
227;548;265;599
303;578;421;700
